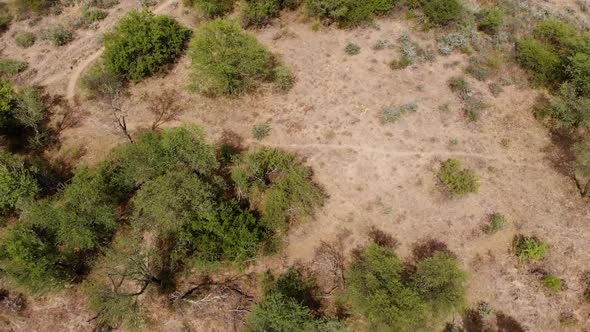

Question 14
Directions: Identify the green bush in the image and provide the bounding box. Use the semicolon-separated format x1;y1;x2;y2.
192;0;235;18
346;242;467;331
103;10;191;82
0;8;11;33
476;7;503;35
423;0;463;26
533;19;580;54
543;274;563;292
15;31;36;48
305;0;398;27
513;235;548;262
231;148;324;229
242;0;281;27
0;152;39;215
437;159;479;197
189;19;275;96
0;78;18;127
0;58;28;75
412;252;467;315
567;52;590;96
44;25;74;46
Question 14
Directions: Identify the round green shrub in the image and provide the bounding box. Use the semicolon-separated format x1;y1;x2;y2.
189;19;274;96
477;7;503;35
103;10;192;82
423;0;463;26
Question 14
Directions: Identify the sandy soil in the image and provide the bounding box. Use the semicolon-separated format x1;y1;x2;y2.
1;1;590;331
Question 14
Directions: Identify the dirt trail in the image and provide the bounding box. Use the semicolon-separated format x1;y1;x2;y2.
65;0;177;102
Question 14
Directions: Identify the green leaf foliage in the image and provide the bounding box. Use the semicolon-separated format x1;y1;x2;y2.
189;19;275;96
231;148;325;229
513;235;548;262
0;152;39;215
192;0;235;18
103;10;192;82
346;243;468;331
422;0;463;26
304;0;398;27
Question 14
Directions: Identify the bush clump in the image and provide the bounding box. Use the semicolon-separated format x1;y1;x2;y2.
103;10;192;82
346;242;467;331
231;148;325;229
15;31;36;48
192;0;235;18
0;152;39;215
305;0;398;27
437;159;479;197
485;213;507;234
476;7;503;35
543;274;563;292
422;0;463;26
43;25;74;46
513;235;548;262
189;19;278;96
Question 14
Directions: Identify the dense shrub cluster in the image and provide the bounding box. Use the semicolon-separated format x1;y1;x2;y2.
103;11;191;82
305;0;398;27
346;242;467;330
189;19;291;96
422;0;463;26
242;0;300;27
476;7;503;35
0;152;39;215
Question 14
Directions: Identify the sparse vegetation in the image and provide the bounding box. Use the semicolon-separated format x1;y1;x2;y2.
189;19;279;96
43;25;73;46
191;0;235;18
15;31;36;48
381;102;417;123
273;65;295;91
103;10;191;82
344;42;361;55
252;122;271;140
485;213;507;234
437;159;479;197
0;58;28;75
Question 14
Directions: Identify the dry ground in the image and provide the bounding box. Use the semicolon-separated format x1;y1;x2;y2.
1;0;590;331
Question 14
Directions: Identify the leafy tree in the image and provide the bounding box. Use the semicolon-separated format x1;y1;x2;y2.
114;125;218;185
412;252;467;315
189;19;275;96
103;10;191;82
347;243;427;331
346;242;468;331
0;152;39;215
231;148;325;229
